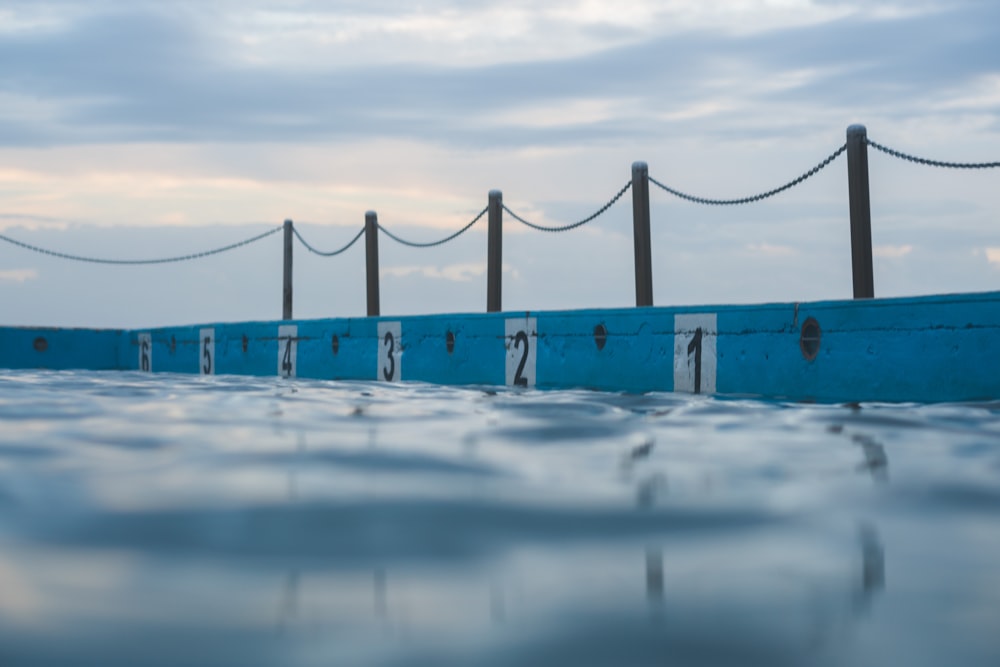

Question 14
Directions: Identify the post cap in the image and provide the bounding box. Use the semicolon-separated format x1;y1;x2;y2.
488;189;502;199
631;161;648;171
847;124;867;138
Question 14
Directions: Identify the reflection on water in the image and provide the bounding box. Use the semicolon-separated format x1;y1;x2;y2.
858;523;885;607
645;548;664;604
374;568;387;620
852;432;890;482
0;371;999;666
276;570;299;632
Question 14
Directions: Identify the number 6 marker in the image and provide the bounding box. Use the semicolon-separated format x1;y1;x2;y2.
138;333;152;372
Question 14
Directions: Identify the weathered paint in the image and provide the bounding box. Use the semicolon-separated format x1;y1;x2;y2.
2;290;999;403
0;326;124;371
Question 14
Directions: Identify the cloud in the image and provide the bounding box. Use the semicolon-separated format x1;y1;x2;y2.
985;248;1000;265
1;1;997;150
383;262;486;282
0;1;997;327
382;262;519;282
746;243;796;257
874;244;913;258
0;268;39;283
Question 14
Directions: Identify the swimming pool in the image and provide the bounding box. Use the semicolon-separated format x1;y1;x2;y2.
1;371;998;666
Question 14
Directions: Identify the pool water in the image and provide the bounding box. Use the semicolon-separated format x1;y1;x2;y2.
1;371;999;666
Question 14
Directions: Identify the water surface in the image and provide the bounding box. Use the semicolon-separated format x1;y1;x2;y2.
1;371;999;666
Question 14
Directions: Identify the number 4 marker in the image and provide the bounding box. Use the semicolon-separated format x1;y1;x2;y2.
278;325;297;378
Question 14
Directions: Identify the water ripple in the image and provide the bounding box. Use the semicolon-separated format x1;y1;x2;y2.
0;370;998;666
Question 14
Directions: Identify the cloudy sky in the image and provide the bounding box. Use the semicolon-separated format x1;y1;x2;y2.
1;0;998;328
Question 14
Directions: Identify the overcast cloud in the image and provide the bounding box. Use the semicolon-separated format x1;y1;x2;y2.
1;0;998;327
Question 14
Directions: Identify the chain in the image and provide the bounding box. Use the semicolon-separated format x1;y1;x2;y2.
377;206;489;248
292;225;365;256
0;225;283;265
648;144;847;206
867;139;1000;169
503;182;632;232
5;137;990;265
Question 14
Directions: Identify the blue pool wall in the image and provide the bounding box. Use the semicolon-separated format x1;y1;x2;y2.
3;290;998;403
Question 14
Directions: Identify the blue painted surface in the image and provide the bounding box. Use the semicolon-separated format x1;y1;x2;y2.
3;291;999;403
0;326;123;371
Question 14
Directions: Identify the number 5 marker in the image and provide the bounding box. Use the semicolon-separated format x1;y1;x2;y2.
200;328;215;375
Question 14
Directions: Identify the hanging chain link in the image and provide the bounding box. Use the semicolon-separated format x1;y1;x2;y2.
5;136;994;266
377;206;489;248
292;225;365;256
867;139;1000;169
0;225;283;265
503;182;632;232
648;144;847;206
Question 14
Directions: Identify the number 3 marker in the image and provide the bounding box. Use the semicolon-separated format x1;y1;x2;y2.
377;321;402;382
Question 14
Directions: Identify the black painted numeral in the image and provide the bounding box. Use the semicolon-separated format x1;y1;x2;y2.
687;327;703;394
140;340;150;372
382;332;396;381
202;336;212;374
281;338;293;376
513;330;529;387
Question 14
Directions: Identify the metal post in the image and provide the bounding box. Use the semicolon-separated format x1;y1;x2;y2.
487;190;503;313
365;211;381;317
846;125;875;299
282;219;293;320
631;161;653;307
